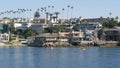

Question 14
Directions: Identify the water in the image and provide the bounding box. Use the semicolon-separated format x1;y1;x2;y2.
0;46;120;68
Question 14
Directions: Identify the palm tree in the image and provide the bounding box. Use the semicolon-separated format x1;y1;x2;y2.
44;7;47;12
34;11;40;18
115;16;119;22
51;5;54;12
54;12;60;20
37;8;40;11
34;11;40;23
67;5;70;19
99;16;103;23
71;6;73;18
62;8;65;19
30;9;32;11
41;7;44;12
109;12;112;19
29;9;32;18
48;6;51;12
49;13;53;21
45;12;49;24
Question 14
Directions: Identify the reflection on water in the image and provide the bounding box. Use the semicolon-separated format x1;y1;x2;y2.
0;46;120;68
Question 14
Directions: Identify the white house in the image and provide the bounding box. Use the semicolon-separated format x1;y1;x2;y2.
30;23;49;34
13;23;22;28
0;33;9;42
17;22;33;30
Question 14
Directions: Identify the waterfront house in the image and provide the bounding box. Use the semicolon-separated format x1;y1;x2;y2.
27;33;69;47
68;30;84;45
95;27;120;46
0;33;9;42
73;23;101;32
0;24;10;42
30;23;49;34
103;28;120;41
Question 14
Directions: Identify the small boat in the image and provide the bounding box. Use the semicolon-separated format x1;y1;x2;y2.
80;47;86;50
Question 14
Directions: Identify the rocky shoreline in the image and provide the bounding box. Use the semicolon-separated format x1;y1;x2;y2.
1;41;120;47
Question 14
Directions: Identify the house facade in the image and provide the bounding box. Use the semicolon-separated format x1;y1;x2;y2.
103;28;120;41
0;33;9;42
27;33;69;47
68;31;84;45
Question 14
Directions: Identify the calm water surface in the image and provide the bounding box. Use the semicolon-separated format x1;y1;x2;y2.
0;46;120;68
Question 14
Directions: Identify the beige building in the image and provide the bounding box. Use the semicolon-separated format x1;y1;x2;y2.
0;19;11;24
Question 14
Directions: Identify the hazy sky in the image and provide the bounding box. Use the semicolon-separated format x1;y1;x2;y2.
0;0;119;19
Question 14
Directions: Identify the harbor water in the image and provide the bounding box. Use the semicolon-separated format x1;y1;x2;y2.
0;46;120;68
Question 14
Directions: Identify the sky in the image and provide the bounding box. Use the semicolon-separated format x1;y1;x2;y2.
0;0;120;19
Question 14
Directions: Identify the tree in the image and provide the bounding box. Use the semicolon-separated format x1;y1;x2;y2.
51;5;54;12
48;5;51;12
109;12;112;18
9;24;15;34
71;6;73;18
82;20;89;24
34;11;40;23
115;16;119;21
57;25;66;32
45;12;49;24
99;16;103;23
23;28;36;38
103;17;118;28
62;8;65;18
54;12;60;20
34;11;40;18
49;13;53;21
67;5;70;19
45;25;66;33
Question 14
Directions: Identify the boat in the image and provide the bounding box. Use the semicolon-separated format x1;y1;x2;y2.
80;47;86;50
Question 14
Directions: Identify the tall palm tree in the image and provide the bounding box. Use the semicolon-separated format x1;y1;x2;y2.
34;11;40;23
34;11;40;18
45;12;49;24
44;7;47;12
62;8;65;19
51;5;54;13
109;12;112;19
54;12;60;20
67;5;70;19
49;13;53;21
41;7;44;12
48;6;51;12
29;9;32;18
37;8;40;11
71;6;73;18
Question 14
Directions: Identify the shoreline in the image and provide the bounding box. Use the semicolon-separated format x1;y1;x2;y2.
1;44;119;47
1;41;120;47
